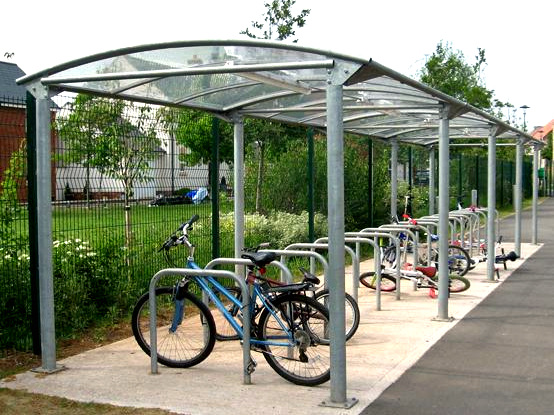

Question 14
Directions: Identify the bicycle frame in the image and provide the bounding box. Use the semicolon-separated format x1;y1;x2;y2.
186;258;296;348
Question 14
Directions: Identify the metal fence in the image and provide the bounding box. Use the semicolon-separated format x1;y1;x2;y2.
0;93;536;352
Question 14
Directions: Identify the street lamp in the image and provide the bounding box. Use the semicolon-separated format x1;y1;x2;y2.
520;104;530;131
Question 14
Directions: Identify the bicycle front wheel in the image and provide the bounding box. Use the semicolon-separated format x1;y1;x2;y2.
131;286;216;368
257;294;330;386
359;271;397;291
448;274;471;293
211;285;242;341
314;289;360;341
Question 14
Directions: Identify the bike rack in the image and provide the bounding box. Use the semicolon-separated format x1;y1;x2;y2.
365;226;420;291
450;210;482;258
315;236;383;305
257;249;329;285
419;215;457;243
284;242;357;300
396;220;437;266
378;223;422;269
345;231;401;307
148;268;252;384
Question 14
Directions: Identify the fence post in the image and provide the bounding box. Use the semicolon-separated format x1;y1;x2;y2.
368;138;374;227
307;127;315;242
26;91;41;355
211;117;220;259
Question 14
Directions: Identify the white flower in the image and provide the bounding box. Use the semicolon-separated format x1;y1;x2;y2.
4;254;11;260
75;239;82;243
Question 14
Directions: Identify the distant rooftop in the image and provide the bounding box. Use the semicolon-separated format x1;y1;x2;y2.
531;120;554;141
0;61;27;103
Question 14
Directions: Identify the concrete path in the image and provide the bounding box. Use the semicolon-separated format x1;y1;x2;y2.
1;202;548;415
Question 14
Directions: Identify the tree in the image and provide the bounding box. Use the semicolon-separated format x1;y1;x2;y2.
419;41;496;111
241;0;310;43
58;94;161;247
57;94;122;207
241;0;311;212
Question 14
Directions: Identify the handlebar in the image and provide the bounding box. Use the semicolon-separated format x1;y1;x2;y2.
159;214;199;252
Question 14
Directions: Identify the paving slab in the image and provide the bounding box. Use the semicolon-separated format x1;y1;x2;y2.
1;242;540;415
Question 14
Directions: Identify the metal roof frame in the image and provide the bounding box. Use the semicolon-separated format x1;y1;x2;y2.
17;39;542;147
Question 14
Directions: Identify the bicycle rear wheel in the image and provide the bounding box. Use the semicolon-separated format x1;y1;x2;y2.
359;271;397;291
131;286;216;368
257;293;330;386
447;245;471;276
313;289;360;341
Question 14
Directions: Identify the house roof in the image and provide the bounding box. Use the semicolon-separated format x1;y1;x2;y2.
0;61;27;103
531;120;554;141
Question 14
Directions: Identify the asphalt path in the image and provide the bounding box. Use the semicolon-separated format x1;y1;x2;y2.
361;198;554;415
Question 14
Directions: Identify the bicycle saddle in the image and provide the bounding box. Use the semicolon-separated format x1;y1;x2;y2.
415;266;437;278
241;251;277;268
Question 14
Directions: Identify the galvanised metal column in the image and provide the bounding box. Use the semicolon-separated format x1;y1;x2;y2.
390;139;399;220
514;138;523;256
29;83;58;372
429;146;436;215
486;127;497;281
322;75;356;409
532;144;539;244
233;114;245;276
437;104;451;321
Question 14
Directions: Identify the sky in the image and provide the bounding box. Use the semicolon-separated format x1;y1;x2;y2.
2;0;552;131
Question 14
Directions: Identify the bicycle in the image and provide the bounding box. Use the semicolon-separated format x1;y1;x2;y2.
395;213;472;276
131;215;331;386
214;243;360;342
359;264;471;297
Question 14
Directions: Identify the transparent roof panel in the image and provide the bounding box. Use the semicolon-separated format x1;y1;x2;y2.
18;39;540;147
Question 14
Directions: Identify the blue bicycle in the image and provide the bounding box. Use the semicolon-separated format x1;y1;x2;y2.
131;215;331;386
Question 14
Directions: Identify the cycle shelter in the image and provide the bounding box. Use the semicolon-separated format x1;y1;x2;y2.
18;39;544;407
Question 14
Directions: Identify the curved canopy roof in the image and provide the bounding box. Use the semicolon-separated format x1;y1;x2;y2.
17;39;541;147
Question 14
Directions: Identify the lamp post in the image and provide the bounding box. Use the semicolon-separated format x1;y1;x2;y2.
520;104;530;131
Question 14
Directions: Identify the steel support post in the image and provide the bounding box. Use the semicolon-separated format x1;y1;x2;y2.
391;139;399;220
322;80;356;408
486;128;497;281
514;139;523;256
233;115;245;277
532;145;539;244
429;146;436;215
29;84;58;372
437;105;451;321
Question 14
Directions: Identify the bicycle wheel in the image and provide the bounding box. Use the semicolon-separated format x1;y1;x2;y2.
447;245;471;276
359;271;397;291
257;293;330;386
131;286;216;368
313;289;360;341
382;245;398;268
211;285;242;341
448;274;471;293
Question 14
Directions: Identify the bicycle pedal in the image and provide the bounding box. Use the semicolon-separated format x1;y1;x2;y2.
247;357;257;374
